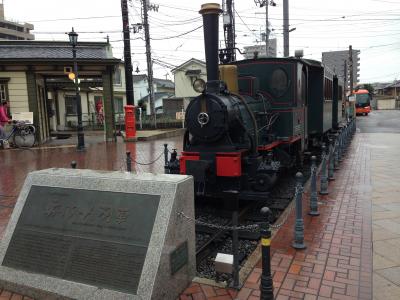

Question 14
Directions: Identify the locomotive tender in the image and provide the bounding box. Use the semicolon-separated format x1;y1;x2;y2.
167;3;344;201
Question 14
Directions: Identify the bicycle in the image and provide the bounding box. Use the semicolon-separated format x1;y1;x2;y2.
0;121;36;149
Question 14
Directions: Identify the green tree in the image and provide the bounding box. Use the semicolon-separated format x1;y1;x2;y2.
359;83;374;94
364;83;374;94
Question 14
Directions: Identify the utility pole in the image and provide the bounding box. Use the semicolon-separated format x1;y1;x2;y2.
343;59;347;96
283;0;289;57
222;0;236;62
142;0;156;128
265;1;269;57
349;45;354;94
121;0;134;106
255;1;276;57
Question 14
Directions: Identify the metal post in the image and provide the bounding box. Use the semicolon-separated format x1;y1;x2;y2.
292;172;306;249
320;144;329;195
126;151;132;172
328;139;335;181
283;0;289;57
265;0;269;57
142;0;156;128
334;139;340;170
71;161;77;169
121;0;134;106
260;207;274;300
232;195;240;289
72;44;85;151
349;45;354;94
338;131;343;161
309;156;319;216
139;107;143;130
163;143;169;173
181;108;185;129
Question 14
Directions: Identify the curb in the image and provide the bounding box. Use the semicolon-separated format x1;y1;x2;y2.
122;128;185;142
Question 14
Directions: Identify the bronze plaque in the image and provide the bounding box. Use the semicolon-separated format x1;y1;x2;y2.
2;185;160;294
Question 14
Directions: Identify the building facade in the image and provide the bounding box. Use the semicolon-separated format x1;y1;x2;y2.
0;40;120;143
243;39;277;59
322;49;360;90
0;1;34;40
172;58;207;100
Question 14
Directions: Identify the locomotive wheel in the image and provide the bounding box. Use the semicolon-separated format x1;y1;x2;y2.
253;173;273;192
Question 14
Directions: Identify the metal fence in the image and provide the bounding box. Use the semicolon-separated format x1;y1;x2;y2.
64;113;183;130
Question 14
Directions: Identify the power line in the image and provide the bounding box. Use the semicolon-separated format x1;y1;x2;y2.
26;15;121;22
150;25;203;40
235;9;259;40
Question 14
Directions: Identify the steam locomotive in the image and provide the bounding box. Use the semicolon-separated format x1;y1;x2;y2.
166;3;345;201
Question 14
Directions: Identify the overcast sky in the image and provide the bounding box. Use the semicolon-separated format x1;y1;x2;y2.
4;0;400;83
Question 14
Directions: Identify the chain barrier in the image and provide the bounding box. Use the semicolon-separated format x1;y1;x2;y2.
177;182;305;232
131;151;164;166
270;184;303;229
177;211;261;232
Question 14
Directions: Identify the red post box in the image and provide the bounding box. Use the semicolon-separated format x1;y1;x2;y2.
124;105;136;138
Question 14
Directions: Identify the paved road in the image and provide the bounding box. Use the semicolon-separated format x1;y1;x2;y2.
356;109;400;300
357;110;400;133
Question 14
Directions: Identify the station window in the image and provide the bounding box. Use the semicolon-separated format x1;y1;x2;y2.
0;83;8;102
113;68;122;85
65;96;77;115
114;97;124;113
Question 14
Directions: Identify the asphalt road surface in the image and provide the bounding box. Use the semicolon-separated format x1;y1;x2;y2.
357;110;400;133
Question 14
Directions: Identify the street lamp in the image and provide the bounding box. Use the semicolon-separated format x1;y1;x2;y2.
68;27;85;151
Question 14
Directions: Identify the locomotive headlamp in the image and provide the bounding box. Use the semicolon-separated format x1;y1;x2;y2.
193;78;206;93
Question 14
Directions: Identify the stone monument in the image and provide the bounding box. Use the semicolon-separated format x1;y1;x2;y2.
0;168;195;300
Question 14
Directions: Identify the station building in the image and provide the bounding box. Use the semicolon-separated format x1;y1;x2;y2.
0;40;121;143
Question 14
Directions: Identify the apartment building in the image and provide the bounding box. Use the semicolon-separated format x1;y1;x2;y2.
322;49;361;90
0;1;34;40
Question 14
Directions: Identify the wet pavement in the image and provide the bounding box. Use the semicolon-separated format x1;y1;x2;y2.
0;135;183;238
0;110;400;299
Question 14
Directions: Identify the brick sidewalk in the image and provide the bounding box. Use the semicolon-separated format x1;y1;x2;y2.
0;134;375;299
180;133;373;300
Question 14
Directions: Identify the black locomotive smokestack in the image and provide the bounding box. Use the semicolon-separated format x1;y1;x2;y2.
199;3;223;82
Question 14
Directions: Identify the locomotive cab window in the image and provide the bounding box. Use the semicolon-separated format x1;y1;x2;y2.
269;68;289;97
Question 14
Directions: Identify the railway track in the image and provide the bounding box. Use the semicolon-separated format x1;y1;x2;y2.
194;156;316;280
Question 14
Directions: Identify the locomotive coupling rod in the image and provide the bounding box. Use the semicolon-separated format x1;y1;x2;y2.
260;207;274;300
292;172;307;250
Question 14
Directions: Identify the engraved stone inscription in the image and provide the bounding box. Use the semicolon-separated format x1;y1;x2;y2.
2;186;160;294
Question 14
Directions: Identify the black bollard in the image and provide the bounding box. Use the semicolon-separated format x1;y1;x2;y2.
309;156;319;216
334;139;340;171
163;143;169;168
231;194;240;289
292;172;307;249
260;207;274;300
126;151;132;172
70;161;77;169
328;139;335;181
320;144;329;195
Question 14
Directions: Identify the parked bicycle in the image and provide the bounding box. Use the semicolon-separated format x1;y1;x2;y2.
0;121;36;149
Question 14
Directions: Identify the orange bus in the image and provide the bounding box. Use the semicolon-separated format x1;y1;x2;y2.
354;89;372;115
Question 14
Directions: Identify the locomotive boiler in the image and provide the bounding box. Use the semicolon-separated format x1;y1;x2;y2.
166;3;345;202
